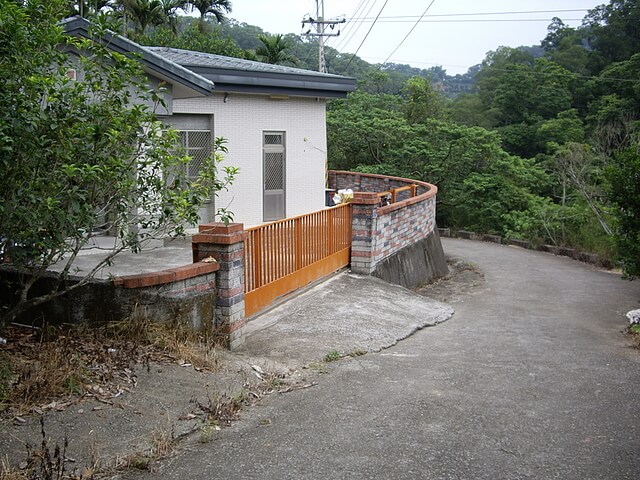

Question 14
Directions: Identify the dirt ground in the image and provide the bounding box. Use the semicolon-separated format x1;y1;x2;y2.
0;257;484;479
416;256;486;303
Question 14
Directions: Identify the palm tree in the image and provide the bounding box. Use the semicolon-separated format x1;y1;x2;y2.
256;34;298;66
159;0;187;33
69;0;114;17
119;0;164;34
189;0;231;32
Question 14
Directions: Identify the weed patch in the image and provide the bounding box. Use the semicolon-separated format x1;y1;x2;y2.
0;417;96;480
629;324;640;350
0;313;225;415
323;350;342;363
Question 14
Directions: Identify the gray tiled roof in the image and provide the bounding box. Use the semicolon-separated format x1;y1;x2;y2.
61;17;214;96
146;47;355;98
145;47;346;79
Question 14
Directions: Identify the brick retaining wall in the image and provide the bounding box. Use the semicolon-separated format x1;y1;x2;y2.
0;261;219;331
328;170;440;277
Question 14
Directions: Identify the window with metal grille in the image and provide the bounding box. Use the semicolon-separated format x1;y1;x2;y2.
179;130;211;179
264;133;284;146
263;131;286;221
264;151;284;190
263;132;285;191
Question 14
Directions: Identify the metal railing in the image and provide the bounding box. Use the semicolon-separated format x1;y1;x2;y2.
243;203;352;315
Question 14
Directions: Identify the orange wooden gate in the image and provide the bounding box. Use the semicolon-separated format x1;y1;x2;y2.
244;203;352;317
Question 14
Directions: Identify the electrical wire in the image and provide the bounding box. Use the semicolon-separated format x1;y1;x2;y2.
353;18;584;23
348;8;591;21
326;0;370;50
331;0;378;52
344;0;390;71
379;0;437;67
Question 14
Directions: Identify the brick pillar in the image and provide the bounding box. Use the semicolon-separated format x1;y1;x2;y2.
350;192;379;275
192;223;246;350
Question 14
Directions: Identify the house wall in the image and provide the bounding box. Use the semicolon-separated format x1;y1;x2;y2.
173;93;328;227
68;51;173;115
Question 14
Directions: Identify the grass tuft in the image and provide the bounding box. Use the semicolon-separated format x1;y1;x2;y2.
323;350;341;363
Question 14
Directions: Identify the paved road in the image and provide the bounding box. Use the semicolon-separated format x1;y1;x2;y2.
131;238;640;480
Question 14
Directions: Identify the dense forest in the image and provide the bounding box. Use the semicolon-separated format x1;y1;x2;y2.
63;1;640;277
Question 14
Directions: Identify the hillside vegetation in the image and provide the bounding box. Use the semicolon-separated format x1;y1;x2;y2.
67;0;640;276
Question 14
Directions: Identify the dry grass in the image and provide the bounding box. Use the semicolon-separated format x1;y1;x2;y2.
112;426;176;473
0;311;225;415
0;417;96;480
0;456;29;480
196;391;244;427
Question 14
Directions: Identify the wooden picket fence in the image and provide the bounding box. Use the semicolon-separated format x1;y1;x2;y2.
243;203;352;317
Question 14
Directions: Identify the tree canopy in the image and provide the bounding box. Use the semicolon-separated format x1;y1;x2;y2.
0;0;237;326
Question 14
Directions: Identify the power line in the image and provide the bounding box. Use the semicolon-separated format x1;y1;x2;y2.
349;18;584;24
344;0;390;71
327;0;370;50
349;8;591;21
331;0;378;53
379;0;437;67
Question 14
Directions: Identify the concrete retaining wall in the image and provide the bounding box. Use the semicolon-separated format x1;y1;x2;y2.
373;229;448;289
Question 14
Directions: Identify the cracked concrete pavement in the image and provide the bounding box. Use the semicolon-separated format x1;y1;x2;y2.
120;237;640;480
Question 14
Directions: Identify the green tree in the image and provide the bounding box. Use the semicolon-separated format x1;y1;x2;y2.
119;0;164;34
586;53;640;124
140;24;246;58
67;0;115;17
582;0;640;73
492;59;575;125
402;76;446;124
357;69;391;94
327;90;549;234
607;144;640;277
255;33;298;65
189;0;231;32
475;46;535;110
158;0;187;33
448;93;496;129
327;91;408;171
0;0;237;327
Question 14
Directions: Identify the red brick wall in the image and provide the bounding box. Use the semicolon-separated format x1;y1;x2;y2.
329;170;438;274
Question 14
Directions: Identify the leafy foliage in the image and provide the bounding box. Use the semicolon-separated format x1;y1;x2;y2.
255;33;298;66
0;0;237;326
607;144;640;277
328;92;549;235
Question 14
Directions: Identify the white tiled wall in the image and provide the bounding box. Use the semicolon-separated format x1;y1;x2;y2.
174;93;328;227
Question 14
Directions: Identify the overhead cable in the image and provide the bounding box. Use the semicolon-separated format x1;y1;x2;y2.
332;0;378;52
349;8;591;21
344;0;390;71
380;0;437;67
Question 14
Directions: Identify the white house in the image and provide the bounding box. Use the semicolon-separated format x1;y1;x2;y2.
62;17;215;116
63;17;356;229
146;47;356;227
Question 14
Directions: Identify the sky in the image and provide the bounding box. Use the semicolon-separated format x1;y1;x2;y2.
227;0;606;75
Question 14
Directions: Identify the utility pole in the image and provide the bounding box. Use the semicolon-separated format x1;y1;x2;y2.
301;0;345;73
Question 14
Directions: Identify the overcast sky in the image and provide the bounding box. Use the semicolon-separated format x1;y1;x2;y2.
228;0;606;75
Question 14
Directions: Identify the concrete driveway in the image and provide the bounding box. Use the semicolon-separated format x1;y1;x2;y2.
128;238;640;479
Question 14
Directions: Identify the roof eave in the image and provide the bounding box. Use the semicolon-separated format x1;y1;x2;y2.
186;65;356;98
61;17;214;96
